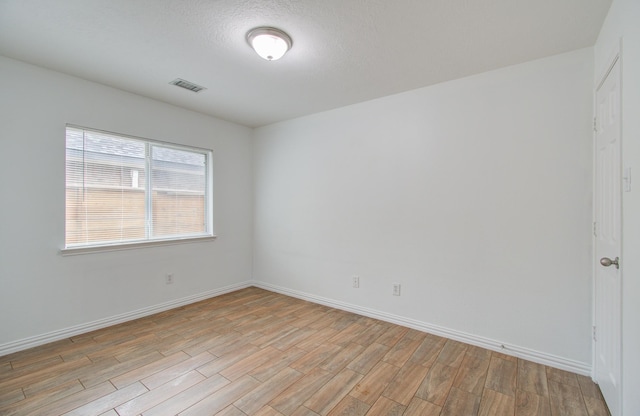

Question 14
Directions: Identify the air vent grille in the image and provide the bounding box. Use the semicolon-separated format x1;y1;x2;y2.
169;78;207;93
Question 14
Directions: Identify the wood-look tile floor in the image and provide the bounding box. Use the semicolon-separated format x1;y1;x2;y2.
0;287;609;416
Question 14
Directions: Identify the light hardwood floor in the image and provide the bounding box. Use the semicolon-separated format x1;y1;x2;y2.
0;287;609;416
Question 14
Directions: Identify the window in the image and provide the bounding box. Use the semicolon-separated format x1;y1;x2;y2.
64;126;214;252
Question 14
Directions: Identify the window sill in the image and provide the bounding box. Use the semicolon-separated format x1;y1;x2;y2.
60;235;217;256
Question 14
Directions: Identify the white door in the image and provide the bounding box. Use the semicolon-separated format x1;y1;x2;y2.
594;55;622;416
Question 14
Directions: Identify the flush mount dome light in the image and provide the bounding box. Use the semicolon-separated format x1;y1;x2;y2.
247;27;292;61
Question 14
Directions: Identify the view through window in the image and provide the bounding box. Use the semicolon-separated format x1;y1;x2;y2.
65;126;213;249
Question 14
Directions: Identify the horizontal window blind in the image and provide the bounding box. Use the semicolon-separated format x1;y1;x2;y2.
65;126;212;249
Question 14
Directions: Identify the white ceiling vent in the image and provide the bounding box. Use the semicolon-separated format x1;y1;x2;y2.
169;78;207;93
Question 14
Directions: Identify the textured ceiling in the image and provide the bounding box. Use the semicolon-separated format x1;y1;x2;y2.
0;0;611;127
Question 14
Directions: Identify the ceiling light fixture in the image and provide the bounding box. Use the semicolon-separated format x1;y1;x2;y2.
246;27;292;61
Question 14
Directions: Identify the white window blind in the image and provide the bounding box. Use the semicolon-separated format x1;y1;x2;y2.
65;126;213;250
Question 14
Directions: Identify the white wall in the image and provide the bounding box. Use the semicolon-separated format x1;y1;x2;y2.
595;0;640;414
253;48;594;368
0;56;254;352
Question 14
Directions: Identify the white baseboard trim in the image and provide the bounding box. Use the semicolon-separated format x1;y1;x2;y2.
2;280;592;377
0;281;253;358
253;281;592;376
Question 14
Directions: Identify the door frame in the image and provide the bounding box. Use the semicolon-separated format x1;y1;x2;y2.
592;39;623;413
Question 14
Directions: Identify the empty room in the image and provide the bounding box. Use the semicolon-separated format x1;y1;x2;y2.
0;0;639;415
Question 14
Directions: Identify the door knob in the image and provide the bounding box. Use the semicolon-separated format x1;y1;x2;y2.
600;257;620;269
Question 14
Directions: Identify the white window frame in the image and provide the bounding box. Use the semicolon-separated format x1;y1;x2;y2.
61;125;215;256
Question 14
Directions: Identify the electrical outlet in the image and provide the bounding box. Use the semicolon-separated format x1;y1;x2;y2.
352;275;360;288
166;273;174;285
393;283;401;296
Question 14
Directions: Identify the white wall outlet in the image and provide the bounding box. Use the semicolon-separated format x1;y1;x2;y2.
393;283;401;296
352;275;360;288
166;273;174;285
